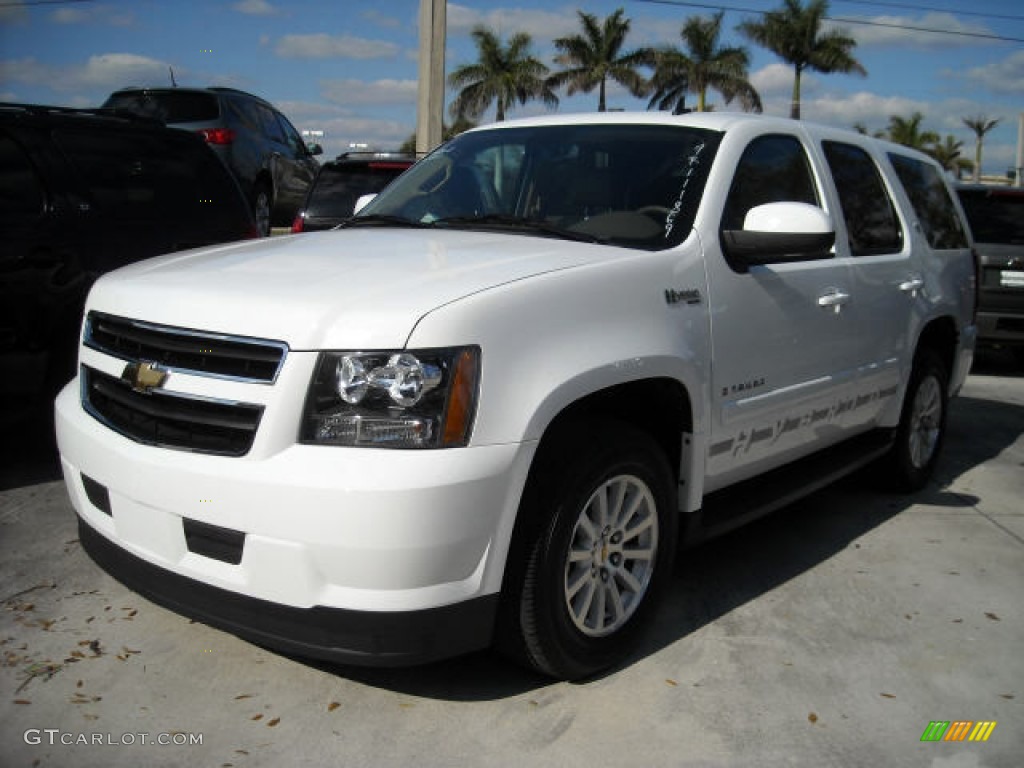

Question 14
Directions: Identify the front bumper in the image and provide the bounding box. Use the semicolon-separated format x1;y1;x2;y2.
77;517;498;666
977;310;1024;347
56;381;534;665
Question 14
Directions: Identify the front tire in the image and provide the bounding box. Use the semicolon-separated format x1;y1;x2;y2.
887;348;949;491
509;422;677;680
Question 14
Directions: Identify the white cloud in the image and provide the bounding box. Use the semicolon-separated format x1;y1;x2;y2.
233;0;277;16
274;33;399;60
50;3;134;26
750;63;810;96
0;53;173;96
826;13;996;51
447;3;579;40
0;1;27;23
781;90;932;129
960;50;1024;96
320;79;419;107
361;10;403;31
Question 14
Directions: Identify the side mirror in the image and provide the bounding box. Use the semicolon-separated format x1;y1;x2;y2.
307;143;323;156
721;202;835;267
353;194;376;215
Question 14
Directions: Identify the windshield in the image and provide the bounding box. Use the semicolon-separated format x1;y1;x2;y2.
354;123;720;250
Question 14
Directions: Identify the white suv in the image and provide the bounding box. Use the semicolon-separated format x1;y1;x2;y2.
56;113;976;679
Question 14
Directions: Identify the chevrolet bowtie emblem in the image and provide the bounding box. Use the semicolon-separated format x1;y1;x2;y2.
122;361;167;394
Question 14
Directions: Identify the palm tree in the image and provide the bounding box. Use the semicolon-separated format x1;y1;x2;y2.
648;12;762;114
548;8;651;112
738;0;865;120
883;112;939;151
927;135;971;177
962;114;1001;183
447;26;558;123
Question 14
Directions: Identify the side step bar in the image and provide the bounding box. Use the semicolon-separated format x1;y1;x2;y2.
683;429;895;547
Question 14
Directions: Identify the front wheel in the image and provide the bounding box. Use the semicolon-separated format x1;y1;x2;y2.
886;348;949;491
508;422;677;680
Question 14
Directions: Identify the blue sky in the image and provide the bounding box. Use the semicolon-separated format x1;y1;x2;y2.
1;0;1021;174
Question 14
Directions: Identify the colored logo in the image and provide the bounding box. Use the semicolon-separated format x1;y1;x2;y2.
920;721;997;742
121;361;168;394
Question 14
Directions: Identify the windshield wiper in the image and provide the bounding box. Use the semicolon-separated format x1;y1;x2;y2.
434;214;608;244
338;214;433;229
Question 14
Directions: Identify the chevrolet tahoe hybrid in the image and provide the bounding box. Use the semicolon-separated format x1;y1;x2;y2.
56;113;977;680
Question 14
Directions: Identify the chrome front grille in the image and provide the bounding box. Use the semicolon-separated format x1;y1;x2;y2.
85;312;287;383
81;312;285;456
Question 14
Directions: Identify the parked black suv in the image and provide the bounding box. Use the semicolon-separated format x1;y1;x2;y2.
0;103;256;422
955;184;1024;363
102;87;321;236
291;152;415;232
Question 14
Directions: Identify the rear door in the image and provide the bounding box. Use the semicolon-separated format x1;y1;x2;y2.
816;138;914;427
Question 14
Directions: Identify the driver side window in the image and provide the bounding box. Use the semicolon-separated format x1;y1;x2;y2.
721;135;819;232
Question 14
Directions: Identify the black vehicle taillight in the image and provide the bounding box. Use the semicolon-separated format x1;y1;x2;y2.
197;128;236;145
291;213;305;233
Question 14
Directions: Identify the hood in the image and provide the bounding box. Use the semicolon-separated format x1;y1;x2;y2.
86;229;613;349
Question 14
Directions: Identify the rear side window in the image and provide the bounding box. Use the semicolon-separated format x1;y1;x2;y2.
955;188;1024;245
721;134;819;232
889;154;968;250
0;132;45;219
822;141;902;256
103;91;220;123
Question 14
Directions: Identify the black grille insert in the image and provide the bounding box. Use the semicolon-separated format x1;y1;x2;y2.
85;312;287;383
83;366;263;457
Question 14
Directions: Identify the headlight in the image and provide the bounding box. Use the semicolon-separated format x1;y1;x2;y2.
301;347;480;448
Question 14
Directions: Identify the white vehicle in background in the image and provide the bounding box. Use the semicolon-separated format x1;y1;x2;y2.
56;113;976;680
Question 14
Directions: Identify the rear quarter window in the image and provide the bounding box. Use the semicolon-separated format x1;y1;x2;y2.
103;91;220;123
888;153;968;250
53;127;250;229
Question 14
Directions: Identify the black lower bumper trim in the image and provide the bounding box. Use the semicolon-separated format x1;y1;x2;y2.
78;517;498;667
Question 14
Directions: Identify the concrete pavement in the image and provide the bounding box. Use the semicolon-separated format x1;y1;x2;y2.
2;350;1022;768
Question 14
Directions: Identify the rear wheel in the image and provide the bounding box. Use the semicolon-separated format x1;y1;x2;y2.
251;181;272;237
886;348;949;491
506;421;677;680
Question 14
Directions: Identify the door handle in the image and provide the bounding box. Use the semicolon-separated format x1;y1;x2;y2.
817;289;850;313
899;276;924;296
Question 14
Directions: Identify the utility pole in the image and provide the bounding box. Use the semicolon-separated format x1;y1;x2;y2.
1016;112;1023;188
416;0;446;155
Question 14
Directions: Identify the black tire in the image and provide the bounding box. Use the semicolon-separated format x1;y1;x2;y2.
886;348;949;492
505;421;677;680
251;181;272;237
